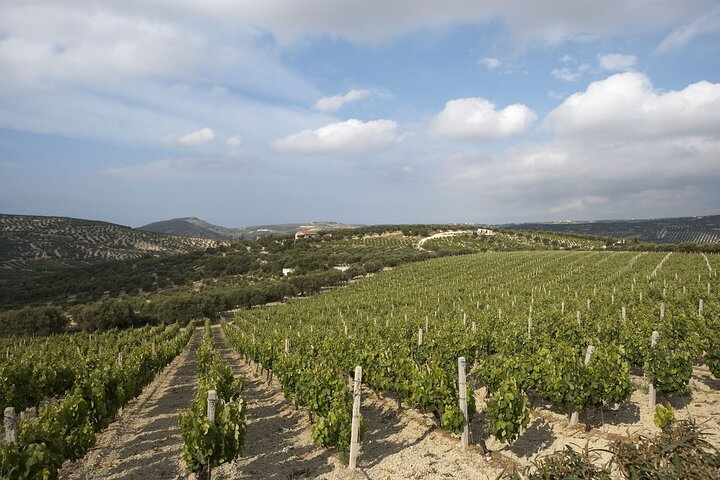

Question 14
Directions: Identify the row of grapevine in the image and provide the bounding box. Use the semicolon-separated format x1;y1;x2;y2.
222;321;365;452
0;324;192;480
1;325;181;414
179;322;246;480
227;251;718;450
423;232;605;252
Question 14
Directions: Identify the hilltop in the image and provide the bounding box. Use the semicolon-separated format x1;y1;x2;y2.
138;217;240;240
0;214;225;271
138;217;363;240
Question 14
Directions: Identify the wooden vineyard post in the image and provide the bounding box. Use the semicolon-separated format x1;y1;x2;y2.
117;351;124;416
699;299;704;315
4;407;16;443
285;338;290;355
569;345;594;427
621;307;626;321
527;306;532;338
203;390;218;480
660;303;665;319
349;366;363;470
458;357;469;448
648;331;659;410
207;389;217;421
418;328;423;347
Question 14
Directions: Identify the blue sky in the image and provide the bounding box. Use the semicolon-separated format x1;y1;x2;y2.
1;1;719;228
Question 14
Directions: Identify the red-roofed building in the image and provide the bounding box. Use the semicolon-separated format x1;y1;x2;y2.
294;231;318;240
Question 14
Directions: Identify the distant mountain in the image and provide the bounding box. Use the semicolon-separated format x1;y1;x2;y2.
139;217;240;240
0;214;225;271
139;217;363;240
505;215;720;244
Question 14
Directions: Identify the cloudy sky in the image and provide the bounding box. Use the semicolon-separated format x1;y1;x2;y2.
1;1;719;227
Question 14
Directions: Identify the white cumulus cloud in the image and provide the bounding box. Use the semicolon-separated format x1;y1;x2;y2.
174;127;215;146
598;53;637;71
545;72;720;139
273;119;398;154
313;89;370;112
430;97;537;139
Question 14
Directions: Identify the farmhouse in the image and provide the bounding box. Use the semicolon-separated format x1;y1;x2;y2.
294;231;318;240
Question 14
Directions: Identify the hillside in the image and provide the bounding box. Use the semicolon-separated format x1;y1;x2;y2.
506;214;720;244
138;217;363;240
139;217;240;240
0;214;224;271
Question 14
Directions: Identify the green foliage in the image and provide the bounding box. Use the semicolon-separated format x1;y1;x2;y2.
179;393;246;470
73;299;140;331
0;306;67;337
502;420;720;480
654;403;676;430
586;345;634;406
311;401;364;452
214;249;719;463
0;442;53;480
646;344;693;396
501;445;612;480
486;378;531;444
0;324;192;479
613;420;720;479
179;323;246;475
706;322;720;380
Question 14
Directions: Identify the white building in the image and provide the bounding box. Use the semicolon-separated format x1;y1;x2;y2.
295;231;318;240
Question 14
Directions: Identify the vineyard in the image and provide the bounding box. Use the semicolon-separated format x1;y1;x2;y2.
0;324;192;479
346;236;416;248
227;250;720;477
422;231;606;252
1;250;719;478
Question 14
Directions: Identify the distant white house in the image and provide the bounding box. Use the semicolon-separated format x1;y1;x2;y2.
477;228;495;236
295;231;318;240
334;265;351;272
282;268;295;276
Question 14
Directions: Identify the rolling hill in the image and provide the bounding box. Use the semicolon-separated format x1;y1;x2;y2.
138;217;240;240
139;217;363;240
0;214;225;271
505;215;720;244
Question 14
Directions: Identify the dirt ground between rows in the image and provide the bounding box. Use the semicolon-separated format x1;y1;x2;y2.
212;324;720;479
59;329;202;480
58;324;720;480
